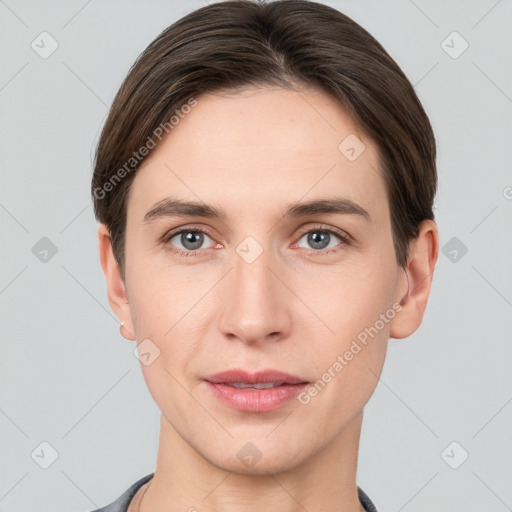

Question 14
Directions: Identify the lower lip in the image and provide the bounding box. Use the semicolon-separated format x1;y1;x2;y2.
205;381;309;412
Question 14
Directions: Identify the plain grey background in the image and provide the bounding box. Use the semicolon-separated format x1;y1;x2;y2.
1;1;511;511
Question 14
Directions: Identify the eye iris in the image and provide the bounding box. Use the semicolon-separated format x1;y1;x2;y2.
182;231;203;250
175;230;336;252
308;231;329;250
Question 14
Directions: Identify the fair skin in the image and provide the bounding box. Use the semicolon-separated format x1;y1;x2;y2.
98;86;438;512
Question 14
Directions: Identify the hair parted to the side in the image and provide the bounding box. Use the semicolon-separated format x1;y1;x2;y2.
92;0;437;278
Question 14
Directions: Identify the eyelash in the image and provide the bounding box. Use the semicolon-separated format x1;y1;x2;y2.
161;223;352;258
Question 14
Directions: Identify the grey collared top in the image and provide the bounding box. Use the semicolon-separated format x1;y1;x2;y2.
89;473;379;512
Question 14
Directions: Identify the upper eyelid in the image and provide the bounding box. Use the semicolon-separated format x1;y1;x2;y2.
296;223;350;239
294;224;353;248
163;225;216;243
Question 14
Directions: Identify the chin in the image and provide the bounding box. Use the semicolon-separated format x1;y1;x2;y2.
221;456;301;477
205;441;308;477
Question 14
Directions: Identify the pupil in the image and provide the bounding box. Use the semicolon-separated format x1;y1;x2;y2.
309;231;329;249
183;231;203;250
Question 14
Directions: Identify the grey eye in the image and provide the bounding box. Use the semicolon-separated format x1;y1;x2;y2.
297;231;341;251
170;231;212;251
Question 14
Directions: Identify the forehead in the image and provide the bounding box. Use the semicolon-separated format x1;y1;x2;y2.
128;86;387;222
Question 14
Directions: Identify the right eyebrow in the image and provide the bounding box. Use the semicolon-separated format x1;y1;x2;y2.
282;197;371;222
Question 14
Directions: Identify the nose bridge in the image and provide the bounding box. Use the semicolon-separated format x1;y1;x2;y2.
218;238;289;343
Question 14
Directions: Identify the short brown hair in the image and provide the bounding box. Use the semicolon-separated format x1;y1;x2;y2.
92;0;437;276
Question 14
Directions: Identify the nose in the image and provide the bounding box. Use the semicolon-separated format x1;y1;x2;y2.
217;247;292;345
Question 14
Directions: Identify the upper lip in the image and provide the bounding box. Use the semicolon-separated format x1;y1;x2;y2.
204;369;309;385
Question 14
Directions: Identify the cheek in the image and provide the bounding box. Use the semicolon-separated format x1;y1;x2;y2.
294;257;396;338
126;258;206;376
295;259;395;397
297;288;391;423
125;250;197;336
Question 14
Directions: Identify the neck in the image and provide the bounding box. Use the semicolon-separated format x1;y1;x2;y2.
140;412;366;512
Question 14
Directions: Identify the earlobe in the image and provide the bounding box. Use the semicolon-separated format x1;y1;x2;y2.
120;322;136;341
389;219;439;340
97;224;136;341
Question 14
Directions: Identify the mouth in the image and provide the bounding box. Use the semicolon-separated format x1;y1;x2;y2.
203;369;309;385
203;369;310;412
220;381;289;389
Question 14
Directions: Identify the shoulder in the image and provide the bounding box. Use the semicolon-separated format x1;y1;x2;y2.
87;473;154;512
357;486;379;512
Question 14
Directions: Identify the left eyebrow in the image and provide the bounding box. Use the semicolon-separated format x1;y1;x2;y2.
143;196;228;223
143;196;371;224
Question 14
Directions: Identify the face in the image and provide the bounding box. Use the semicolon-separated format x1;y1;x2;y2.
119;86;408;474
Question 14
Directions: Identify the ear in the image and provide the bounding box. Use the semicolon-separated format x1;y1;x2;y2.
97;224;136;341
389;219;439;339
